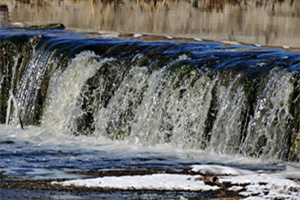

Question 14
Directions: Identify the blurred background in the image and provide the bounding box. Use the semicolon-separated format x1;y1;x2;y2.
0;0;300;47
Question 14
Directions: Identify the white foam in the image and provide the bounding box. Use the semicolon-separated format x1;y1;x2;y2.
0;124;296;167
191;164;255;176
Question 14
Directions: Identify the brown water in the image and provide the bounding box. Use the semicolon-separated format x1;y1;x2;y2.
0;0;300;47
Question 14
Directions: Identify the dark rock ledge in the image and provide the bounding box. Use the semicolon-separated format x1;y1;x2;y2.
23;23;66;30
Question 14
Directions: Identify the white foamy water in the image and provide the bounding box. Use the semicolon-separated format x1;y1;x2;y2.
42;51;112;136
1;122;300;199
1;123;299;169
33;49;299;162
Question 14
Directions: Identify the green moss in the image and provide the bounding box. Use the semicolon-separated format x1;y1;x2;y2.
288;132;300;162
166;60;198;90
133;54;151;67
251;134;268;158
0;35;55;125
114;125;131;140
202;80;219;149
242;71;268;115
287;75;300;161
72;59;138;137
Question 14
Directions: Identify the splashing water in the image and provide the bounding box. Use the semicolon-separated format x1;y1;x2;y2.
0;28;299;162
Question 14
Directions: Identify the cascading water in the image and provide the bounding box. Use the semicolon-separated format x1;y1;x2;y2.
0;29;299;162
17;47;55;125
42;51;112;136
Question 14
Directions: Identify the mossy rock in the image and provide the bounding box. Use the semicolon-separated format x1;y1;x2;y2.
0;41;18;123
250;134;268;158
287;74;300;161
70;60;135;136
288;132;300;162
111;125;132;140
0;35;54;125
166;60;198;89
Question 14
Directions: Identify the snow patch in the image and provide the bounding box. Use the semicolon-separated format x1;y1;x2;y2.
52;164;300;199
191;164;254;175
220;173;300;199
52;174;219;191
192;164;300;199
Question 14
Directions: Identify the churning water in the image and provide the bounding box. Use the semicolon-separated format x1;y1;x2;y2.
0;26;299;199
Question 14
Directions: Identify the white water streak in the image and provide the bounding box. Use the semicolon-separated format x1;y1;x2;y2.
0;75;4;91
4;55;19;124
242;70;295;159
38;50;297;160
126;66;171;144
128;67;220;149
42;51;110;135
208;74;245;153
10;55;18;90
6;90;20;126
94;66;149;139
17;49;55;121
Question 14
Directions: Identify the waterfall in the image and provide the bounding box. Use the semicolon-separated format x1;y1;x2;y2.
16;48;56;125
0;31;299;161
241;70;297;159
42;51;112;136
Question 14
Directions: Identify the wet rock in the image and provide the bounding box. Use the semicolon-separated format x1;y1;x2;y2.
24;23;65;30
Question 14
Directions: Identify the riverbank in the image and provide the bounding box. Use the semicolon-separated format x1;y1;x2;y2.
2;166;300;199
0;168;249;200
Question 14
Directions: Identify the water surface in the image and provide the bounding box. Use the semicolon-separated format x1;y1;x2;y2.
0;0;300;47
0;23;299;199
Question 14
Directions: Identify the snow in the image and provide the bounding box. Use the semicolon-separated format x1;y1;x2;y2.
191;164;255;176
192;165;300;199
52;174;219;191
227;185;244;191
52;164;300;199
219;173;300;199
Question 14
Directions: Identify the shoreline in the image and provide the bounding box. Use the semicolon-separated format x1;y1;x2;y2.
1;169;244;199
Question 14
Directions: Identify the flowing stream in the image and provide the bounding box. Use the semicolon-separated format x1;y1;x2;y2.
0;26;299;199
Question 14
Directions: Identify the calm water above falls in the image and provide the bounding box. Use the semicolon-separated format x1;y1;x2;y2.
1;0;300;47
0;27;299;195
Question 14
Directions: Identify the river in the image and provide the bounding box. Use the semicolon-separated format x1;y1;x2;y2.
0;1;300;199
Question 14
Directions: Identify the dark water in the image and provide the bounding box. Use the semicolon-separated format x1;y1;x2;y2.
1;188;215;200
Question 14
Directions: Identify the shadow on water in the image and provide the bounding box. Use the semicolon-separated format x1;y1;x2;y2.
1;187;217;200
0;0;300;47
